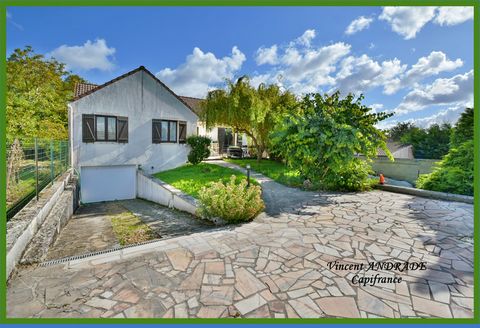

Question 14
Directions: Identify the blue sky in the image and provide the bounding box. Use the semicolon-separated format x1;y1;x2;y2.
7;6;474;129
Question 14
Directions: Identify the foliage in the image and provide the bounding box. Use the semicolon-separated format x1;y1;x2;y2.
202;76;297;160
186;135;211;165
225;158;305;188
399;123;452;159
197;175;264;223
387;121;452;159
7;46;87;142
271;92;393;191
417;108;474;196
388;122;416;141
111;211;158;245
154;163;257;198
416;140;473;196
450;107;473;148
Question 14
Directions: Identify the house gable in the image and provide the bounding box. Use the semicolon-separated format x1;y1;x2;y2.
72;66;198;118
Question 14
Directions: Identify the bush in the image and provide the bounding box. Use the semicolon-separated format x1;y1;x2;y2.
416;140;473;196
186;135;211;165
271;92;392;191
197;175;265;223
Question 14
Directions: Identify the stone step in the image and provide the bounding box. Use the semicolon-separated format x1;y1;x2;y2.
20;178;77;265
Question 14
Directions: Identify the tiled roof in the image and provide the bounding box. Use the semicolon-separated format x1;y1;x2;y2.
178;96;204;116
74;83;99;98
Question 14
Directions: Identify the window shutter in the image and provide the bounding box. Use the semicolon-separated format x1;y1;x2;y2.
82;114;95;143
179;122;187;143
152;120;161;143
117;117;128;143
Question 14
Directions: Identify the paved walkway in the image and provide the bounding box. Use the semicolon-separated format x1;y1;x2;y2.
7;168;474;318
208;160;322;215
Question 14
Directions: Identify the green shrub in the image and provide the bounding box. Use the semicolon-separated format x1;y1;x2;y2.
186;135;211;165
197;175;265;223
271;92;392;191
416;140;473;196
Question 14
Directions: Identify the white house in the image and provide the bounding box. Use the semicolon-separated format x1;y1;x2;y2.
69;66;198;203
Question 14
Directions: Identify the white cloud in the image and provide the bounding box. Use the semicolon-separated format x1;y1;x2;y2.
285;42;351;83
252;30;352;94
255;45;278;65
434;6;474;26
7;11;12;19
295;29;316;47
48;39;115;71
394;70;473;115
379;7;437;40
345;16;374;35
413;104;471;128
384;51;463;94
156;46;246;98
380;6;474;39
369;103;384;113
331;54;406;95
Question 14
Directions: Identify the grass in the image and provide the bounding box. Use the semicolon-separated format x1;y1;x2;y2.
154;162;257;198
225;158;305;188
111;211;158;246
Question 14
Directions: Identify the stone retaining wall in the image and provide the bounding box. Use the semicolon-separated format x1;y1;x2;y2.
6;170;74;279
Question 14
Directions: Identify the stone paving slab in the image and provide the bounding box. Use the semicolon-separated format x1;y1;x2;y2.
7;188;473;319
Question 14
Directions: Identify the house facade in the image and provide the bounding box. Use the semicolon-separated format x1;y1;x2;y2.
69;66;198;203
179;96;248;156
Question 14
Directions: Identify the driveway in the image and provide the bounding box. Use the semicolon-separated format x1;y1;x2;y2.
46;199;215;261
7;168;473;319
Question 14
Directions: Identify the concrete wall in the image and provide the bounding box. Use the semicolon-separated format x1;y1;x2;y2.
371;158;439;184
70;70;198;175
136;171;198;215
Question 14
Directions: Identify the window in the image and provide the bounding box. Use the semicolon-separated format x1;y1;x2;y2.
96;116;106;141
82;115;128;143
179;122;187;143
152;119;179;143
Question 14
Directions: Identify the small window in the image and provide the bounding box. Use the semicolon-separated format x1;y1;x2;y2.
179;122;187;143
83;115;125;143
153;119;178;143
95;115;117;141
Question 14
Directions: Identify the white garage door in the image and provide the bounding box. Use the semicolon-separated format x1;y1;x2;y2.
81;165;136;203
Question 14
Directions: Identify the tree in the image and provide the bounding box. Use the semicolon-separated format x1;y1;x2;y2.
201;76;297;161
271;92;393;191
417;107;474;196
450;107;473;147
7;46;87;142
397;123;451;159
388;122;416;141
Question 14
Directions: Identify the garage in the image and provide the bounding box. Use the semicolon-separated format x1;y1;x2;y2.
80;165;137;203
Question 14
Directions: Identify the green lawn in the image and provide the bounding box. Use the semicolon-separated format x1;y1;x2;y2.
154;163;257;198
225;158;305;188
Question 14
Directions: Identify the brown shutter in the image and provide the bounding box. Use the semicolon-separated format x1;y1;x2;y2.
152;120;161;143
82;114;95;142
179;122;187;143
117;116;128;143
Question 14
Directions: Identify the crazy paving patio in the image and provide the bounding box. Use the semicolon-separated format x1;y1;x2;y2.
7;185;474;318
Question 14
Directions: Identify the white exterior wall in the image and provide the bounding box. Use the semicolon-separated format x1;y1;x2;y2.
70;70;198;175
